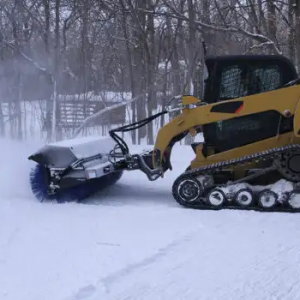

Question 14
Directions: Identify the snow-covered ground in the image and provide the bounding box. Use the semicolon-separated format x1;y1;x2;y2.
1;137;300;300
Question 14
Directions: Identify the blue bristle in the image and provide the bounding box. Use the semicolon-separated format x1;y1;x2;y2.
29;164;123;203
29;164;56;202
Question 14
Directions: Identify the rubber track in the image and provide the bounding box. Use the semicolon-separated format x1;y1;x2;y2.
185;144;300;176
172;144;300;213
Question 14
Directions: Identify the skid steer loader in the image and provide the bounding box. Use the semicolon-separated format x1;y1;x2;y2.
29;54;300;212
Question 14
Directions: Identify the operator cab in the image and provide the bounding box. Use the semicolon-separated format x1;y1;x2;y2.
201;55;298;153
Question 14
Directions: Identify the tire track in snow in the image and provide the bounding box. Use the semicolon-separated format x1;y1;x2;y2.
66;214;250;300
108;234;300;300
67;212;300;300
99;230;199;293
65;225;206;300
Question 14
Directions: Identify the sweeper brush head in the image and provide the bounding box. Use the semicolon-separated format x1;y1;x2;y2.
29;164;123;203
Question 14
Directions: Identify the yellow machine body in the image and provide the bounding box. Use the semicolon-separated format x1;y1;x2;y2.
153;85;300;176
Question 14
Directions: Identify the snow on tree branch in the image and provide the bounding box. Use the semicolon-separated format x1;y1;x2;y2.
0;35;50;75
136;8;283;55
243;42;275;54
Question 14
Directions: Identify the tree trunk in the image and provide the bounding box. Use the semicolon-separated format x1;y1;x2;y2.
42;0;53;141
53;0;61;141
128;0;147;144
288;0;295;63
166;16;181;97
294;0;300;73
184;0;197;145
119;0;137;144
146;0;156;145
11;9;22;140
266;0;277;54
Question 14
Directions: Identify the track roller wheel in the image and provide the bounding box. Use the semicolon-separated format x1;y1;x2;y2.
287;190;300;210
206;188;226;208
257;189;278;209
234;188;254;207
172;175;203;206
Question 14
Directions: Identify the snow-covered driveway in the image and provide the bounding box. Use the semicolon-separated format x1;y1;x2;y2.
1;138;300;300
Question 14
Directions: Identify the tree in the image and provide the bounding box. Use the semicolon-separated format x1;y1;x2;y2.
0;0;298;145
